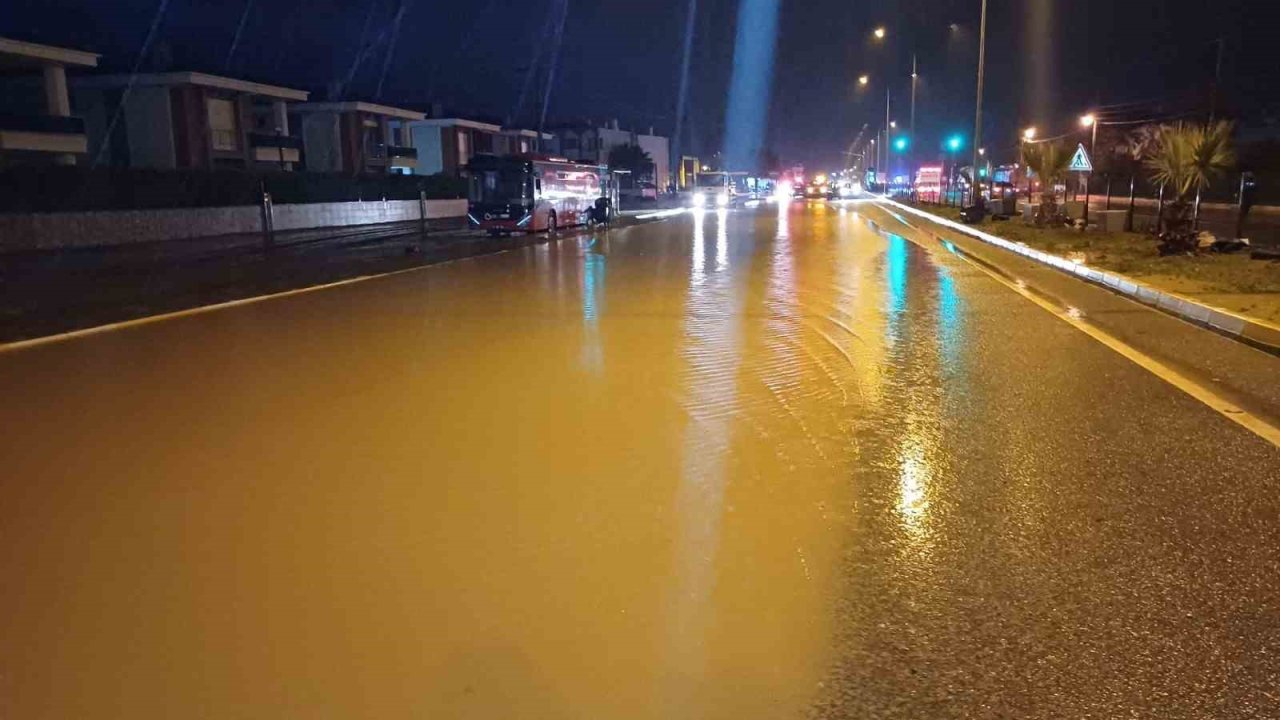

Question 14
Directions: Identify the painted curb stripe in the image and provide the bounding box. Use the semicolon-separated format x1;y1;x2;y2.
876;197;1280;354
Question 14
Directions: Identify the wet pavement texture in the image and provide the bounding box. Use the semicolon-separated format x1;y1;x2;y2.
2;201;1279;718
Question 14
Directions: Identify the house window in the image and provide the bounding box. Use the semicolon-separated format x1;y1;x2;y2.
520;139;530;153
206;97;239;151
457;129;470;166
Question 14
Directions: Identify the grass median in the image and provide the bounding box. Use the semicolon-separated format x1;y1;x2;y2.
905;201;1280;326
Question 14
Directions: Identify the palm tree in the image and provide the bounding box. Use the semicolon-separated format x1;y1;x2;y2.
1115;124;1162;231
1020;141;1072;225
1144;121;1235;253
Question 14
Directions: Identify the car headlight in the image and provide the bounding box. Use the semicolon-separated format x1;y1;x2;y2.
692;192;707;208
715;192;729;207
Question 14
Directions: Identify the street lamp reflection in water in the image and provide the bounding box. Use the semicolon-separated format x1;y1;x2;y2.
692;206;707;286
897;437;931;534
716;209;729;271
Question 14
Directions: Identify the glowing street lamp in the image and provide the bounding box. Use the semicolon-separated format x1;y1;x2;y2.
890;120;897;129
1079;113;1096;128
874;27;886;39
1023;126;1037;141
858;74;869;86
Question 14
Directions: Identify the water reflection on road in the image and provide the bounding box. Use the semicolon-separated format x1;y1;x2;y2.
0;202;969;719
5;202;1272;718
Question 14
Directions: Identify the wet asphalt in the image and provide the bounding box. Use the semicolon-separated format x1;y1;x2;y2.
1;201;1278;718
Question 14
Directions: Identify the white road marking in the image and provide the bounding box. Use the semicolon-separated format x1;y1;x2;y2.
0;264;433;354
870;202;1280;448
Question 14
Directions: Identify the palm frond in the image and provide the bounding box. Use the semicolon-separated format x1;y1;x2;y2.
1144;121;1235;199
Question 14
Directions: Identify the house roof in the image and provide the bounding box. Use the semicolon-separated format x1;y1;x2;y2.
0;37;100;68
291;101;425;121
401;117;503;133
501;128;553;140
74;71;308;100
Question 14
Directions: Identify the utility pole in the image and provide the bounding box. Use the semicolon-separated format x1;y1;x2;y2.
224;0;256;72
972;0;988;207
538;0;569;134
910;54;917;189
672;0;698;190
1198;36;1224;229
1209;36;1223;122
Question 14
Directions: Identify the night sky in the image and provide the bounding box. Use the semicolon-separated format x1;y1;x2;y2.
3;0;1272;170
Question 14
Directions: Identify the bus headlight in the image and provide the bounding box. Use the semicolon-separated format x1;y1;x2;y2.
692;192;707;208
715;192;730;208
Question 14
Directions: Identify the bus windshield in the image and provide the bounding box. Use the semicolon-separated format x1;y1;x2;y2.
469;168;529;205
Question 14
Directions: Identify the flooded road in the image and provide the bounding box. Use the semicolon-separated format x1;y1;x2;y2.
3;202;1279;718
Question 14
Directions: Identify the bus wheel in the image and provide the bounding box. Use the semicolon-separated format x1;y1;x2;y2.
547;212;557;235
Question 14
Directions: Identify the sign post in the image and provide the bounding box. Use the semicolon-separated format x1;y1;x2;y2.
1069;143;1094;224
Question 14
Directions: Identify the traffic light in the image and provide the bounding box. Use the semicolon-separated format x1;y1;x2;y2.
893;136;909;152
945;135;963;152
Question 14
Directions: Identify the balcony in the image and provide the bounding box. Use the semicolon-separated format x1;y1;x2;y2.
249;132;302;164
249;132;304;151
0;113;88;154
385;145;417;160
366;143;416;170
0;114;87;134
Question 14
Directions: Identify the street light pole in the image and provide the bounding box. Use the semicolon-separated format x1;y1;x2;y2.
910;54;917;191
1081;114;1098;224
884;86;891;192
971;0;988;207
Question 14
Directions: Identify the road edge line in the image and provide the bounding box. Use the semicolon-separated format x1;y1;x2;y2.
0;214;690;355
876;197;1280;355
871;205;1280;448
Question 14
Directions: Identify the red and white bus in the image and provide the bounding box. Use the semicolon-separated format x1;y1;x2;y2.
466;155;612;236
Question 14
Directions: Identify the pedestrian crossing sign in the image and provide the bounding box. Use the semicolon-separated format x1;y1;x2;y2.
1069;143;1093;172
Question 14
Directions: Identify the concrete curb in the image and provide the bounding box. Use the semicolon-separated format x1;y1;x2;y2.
876;197;1280;355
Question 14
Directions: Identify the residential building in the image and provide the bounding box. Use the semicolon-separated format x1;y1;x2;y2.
73;72;309;170
0;37;99;166
392;118;553;176
395;118;498;176
546;121;670;190
291;101;424;175
495;128;551;157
